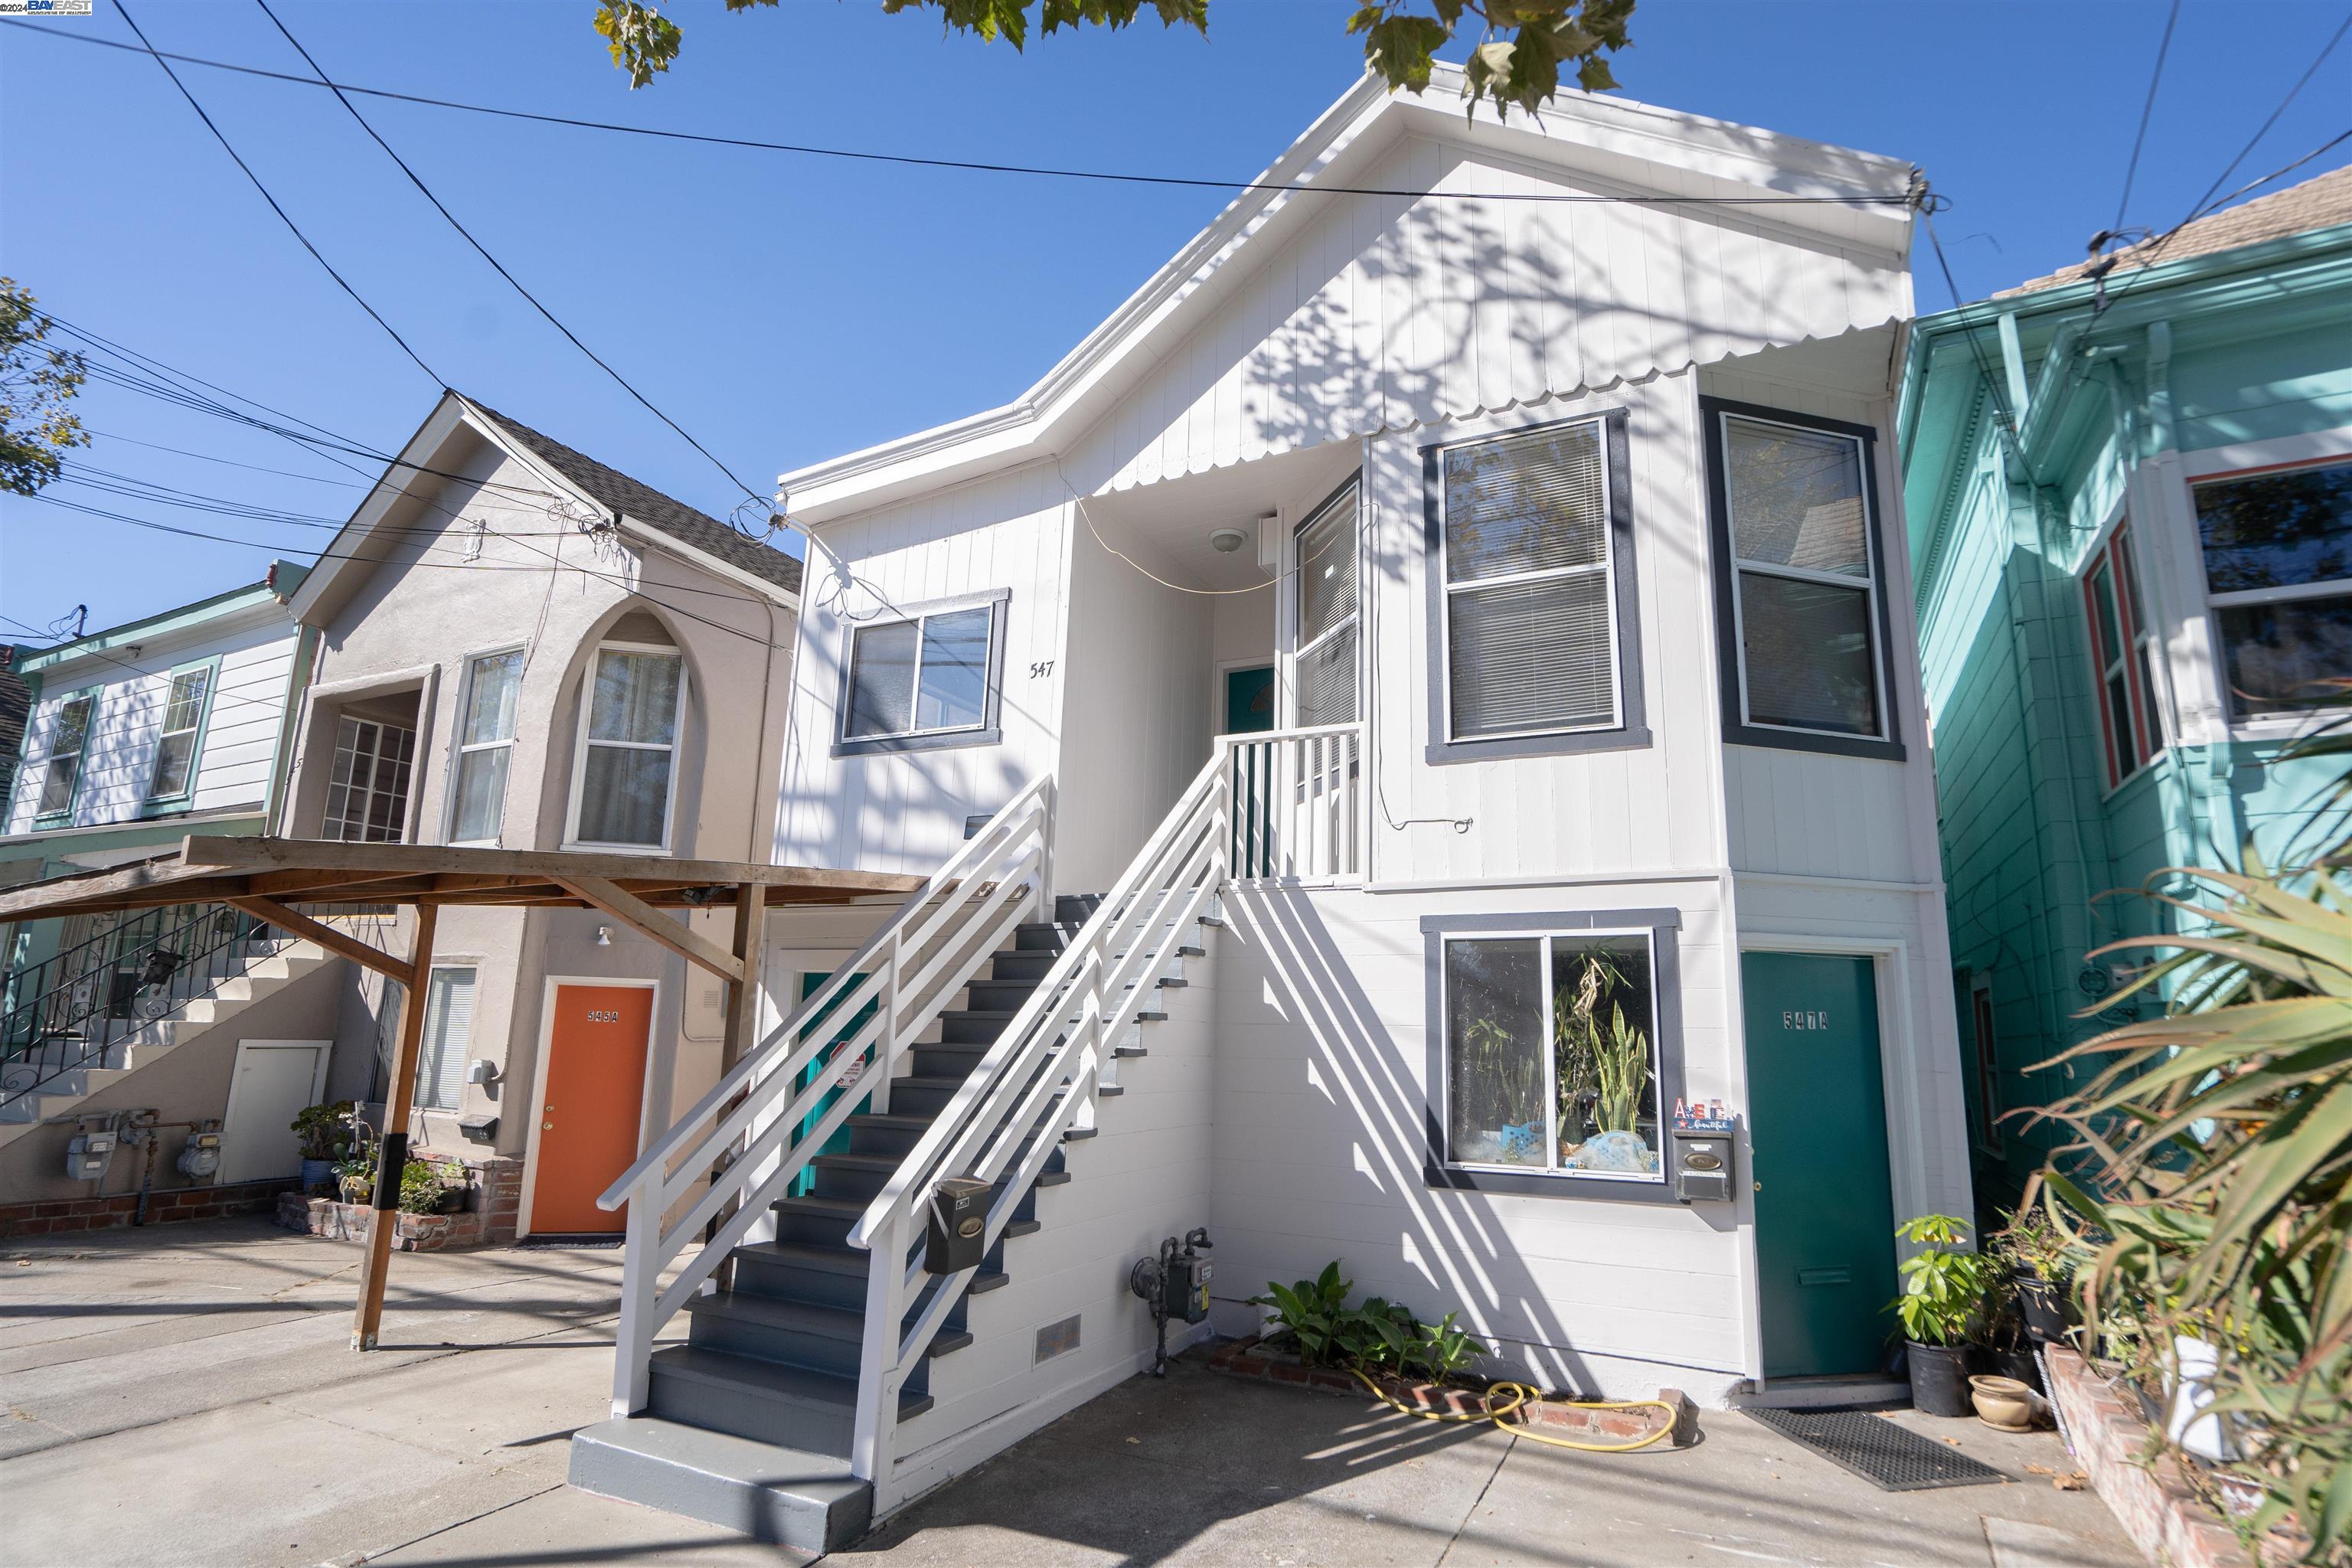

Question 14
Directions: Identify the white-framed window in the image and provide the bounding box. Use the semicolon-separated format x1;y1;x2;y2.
323;715;416;843
145;661;216;805
834;590;1008;756
2192;455;2352;720
567;642;685;850
1434;417;1626;743
1438;926;1667;1184
2083;521;2161;789
1291;480;1360;729
413;964;479;1112
1704;400;1900;757
447;648;523;844
35;689;96;821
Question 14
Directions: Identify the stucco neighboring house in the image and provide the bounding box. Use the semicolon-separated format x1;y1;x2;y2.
1901;166;2352;1206
0;566;333;1198
275;390;803;1239
569;68;1970;1550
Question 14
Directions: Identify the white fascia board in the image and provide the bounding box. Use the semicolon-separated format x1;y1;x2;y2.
27;598;293;688
287;391;475;627
778;67;1916;524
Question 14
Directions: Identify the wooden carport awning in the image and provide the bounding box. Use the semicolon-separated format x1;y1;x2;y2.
0;836;923;1350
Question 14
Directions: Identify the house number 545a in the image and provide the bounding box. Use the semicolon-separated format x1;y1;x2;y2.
586;1009;620;1023
1782;1010;1829;1031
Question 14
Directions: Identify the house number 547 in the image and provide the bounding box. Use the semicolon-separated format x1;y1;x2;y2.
1030;661;1054;678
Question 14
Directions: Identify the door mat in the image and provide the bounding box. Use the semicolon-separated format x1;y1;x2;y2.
514;1234;626;1250
1746;1406;2007;1491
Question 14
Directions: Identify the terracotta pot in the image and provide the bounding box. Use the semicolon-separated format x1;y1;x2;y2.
1969;1374;2034;1431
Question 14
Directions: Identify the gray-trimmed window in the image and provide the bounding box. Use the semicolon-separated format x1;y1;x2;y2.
835;589;1009;757
1702;397;1903;760
2191;455;2352;720
1424;411;1645;763
145;658;217;808
34;689;97;822
1422;908;1683;1201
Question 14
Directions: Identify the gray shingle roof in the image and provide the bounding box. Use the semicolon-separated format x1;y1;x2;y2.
2001;164;2352;296
465;400;802;597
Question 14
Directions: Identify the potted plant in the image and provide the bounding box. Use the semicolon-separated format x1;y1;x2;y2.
291;1100;358;1194
397;1158;467;1217
1892;1214;1995;1417
1552;952;1657;1174
1989;1204;2076;1345
335;1152;374;1207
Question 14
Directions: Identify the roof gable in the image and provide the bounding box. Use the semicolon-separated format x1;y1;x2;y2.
289;391;801;626
780;66;1916;521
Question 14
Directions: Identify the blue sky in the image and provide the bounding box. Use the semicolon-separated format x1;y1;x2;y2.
2;0;2346;637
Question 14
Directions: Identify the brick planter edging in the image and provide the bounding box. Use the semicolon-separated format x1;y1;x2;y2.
2042;1344;2263;1568
0;1178;291;1239
275;1192;489;1253
1207;1334;1696;1446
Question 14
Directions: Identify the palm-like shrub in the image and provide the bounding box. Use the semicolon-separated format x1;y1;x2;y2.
2032;854;2352;1560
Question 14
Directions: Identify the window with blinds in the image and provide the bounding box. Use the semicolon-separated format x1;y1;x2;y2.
413;965;479;1112
571;645;684;848
1718;410;1884;740
1293;482;1359;728
1439;419;1619;740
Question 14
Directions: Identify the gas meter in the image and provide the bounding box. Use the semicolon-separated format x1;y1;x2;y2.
65;1129;117;1182
1129;1227;1214;1375
176;1124;223;1179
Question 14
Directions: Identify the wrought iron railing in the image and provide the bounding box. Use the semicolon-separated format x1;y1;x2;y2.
0;903;277;1106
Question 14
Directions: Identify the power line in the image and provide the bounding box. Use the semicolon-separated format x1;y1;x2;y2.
2098;124;2352;317
113;1;444;389
254;0;766;511
2178;7;2352;230
2112;0;2180;231
4;21;1917;210
79;429;366;487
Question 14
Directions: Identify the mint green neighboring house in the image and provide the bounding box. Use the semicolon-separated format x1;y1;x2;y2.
1900;167;2352;1201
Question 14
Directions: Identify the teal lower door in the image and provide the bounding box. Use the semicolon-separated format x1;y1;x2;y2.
1743;952;1899;1379
791;971;874;1197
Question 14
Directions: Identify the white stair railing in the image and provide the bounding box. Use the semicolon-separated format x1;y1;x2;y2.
841;720;1363;1508
593;776;1054;1416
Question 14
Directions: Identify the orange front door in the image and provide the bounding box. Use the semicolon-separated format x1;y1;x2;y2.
530;984;655;1234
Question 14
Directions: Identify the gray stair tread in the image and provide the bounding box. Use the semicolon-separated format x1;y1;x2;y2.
730;1241;1008;1298
684;1291;863;1341
772;1194;864;1218
572;1415;863;1498
848;1112;931;1130
810;1152;900;1171
652;1344;932;1419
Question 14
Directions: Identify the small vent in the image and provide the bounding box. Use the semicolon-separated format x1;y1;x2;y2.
1034;1313;1081;1364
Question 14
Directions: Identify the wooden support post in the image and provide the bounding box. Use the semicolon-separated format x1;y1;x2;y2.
720;883;768;1076
352;902;437;1351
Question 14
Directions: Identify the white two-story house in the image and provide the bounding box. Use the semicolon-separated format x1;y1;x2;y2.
572;68;1971;1550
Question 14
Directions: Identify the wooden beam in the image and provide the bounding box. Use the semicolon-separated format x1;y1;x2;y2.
227;897;416;985
353;903;436;1351
720;883;769;1076
554;875;744;984
178;835;923;898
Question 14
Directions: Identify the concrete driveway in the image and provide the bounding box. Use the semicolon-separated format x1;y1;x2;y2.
2;1218;2143;1568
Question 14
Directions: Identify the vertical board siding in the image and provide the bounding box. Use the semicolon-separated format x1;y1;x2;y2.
1060;139;1909;500
1204;881;1751;1398
770;464;1075;877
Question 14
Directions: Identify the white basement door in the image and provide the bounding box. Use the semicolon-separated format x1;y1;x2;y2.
220;1040;332;1184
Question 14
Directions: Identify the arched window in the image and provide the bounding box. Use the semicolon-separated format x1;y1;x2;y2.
565;621;688;851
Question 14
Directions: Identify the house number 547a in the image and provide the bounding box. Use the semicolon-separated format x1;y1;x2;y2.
586;1009;620;1023
1782;1010;1829;1031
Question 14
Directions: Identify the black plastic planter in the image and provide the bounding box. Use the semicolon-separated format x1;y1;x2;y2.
1989;1345;2043;1394
1906;1341;1973;1416
2015;1274;2069;1344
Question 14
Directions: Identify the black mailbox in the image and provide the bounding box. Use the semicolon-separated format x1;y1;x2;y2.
925;1176;993;1274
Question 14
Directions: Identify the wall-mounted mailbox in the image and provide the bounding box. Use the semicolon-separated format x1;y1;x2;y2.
1668;1099;1737;1204
458;1114;499;1144
925;1176;992;1274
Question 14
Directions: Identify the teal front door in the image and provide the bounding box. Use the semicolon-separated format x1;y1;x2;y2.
791;970;874;1196
1223;665;1276;734
1743;952;1899;1378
